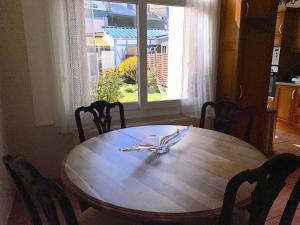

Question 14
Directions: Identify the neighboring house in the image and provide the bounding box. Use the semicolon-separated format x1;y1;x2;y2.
85;1;169;68
103;26;168;65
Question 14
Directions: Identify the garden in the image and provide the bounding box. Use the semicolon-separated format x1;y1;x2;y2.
96;56;166;103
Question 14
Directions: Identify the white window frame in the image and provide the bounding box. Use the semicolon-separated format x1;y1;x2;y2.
94;0;186;118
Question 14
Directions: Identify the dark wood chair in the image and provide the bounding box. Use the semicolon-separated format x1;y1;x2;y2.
218;153;300;225
3;155;136;225
75;100;126;142
199;101;254;141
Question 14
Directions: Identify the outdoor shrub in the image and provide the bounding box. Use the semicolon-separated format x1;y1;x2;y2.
124;87;134;93
147;69;160;93
97;68;123;102
119;56;137;83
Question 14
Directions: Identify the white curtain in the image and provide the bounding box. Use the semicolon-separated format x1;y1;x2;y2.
47;0;97;133
181;0;220;118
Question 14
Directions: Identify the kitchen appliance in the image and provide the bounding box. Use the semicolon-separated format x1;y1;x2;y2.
272;46;280;65
269;66;278;97
268;46;280;97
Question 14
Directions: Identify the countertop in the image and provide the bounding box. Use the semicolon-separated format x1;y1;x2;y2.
276;82;300;87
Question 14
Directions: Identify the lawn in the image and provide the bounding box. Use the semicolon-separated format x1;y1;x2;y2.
120;83;166;102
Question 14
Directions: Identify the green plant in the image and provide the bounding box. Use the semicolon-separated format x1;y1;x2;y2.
97;68;123;102
147;69;160;93
119;56;137;83
124;87;134;93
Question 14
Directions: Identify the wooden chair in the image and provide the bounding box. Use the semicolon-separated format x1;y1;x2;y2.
199;101;253;141
75;100;126;142
3;155;137;225
218;153;300;225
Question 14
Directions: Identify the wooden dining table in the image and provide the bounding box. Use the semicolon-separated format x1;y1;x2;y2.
61;125;267;225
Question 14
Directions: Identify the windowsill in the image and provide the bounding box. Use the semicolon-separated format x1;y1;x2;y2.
121;114;199;128
73;114;199;144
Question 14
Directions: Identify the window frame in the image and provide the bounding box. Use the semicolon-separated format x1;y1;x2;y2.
92;0;186;117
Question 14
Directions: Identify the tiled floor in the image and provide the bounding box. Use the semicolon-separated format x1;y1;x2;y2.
265;122;300;225
7;122;300;225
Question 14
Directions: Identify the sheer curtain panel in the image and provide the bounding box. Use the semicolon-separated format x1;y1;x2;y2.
48;0;96;133
181;0;220;118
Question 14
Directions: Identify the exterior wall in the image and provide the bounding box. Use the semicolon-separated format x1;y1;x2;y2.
85;18;105;33
101;51;115;70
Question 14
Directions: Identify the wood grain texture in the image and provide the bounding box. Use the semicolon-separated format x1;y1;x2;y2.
274;84;296;124
62;125;266;223
216;0;278;152
274;10;285;46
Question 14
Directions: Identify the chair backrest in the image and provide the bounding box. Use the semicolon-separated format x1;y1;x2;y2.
75;100;126;142
3;155;79;225
218;153;300;225
199;101;253;141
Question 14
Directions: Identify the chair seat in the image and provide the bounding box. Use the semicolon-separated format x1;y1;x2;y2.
78;208;140;225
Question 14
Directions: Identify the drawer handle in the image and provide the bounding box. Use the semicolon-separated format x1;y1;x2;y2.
292;90;296;100
245;1;250;18
279;24;283;34
239;85;243;99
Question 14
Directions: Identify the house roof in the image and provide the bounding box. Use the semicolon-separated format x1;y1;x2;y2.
85;2;136;17
103;26;168;39
86;37;110;47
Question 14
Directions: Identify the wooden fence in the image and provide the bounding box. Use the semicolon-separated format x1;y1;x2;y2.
147;53;168;87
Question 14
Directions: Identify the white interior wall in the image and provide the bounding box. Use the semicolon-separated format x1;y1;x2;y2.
0;96;14;225
0;0;75;178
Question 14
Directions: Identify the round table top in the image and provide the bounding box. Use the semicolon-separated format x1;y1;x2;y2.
62;125;267;221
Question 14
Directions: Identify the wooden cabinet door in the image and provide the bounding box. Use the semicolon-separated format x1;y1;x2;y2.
237;0;278;111
217;0;278;151
292;87;300;128
274;11;285;46
278;8;300;82
274;85;295;124
292;9;300;52
217;0;243;101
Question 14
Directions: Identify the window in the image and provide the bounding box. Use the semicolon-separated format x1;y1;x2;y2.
84;0;185;109
147;4;184;101
85;1;138;103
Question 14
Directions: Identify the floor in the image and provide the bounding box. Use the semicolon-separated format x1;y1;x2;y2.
6;122;300;225
266;122;300;225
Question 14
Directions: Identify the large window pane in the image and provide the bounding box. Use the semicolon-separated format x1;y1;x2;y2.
84;1;138;103
147;4;184;102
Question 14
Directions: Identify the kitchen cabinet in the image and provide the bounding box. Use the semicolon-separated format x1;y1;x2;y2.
277;8;300;82
274;10;285;46
292;87;300;128
217;0;278;151
274;84;296;123
293;10;300;52
217;0;277;110
274;83;300;129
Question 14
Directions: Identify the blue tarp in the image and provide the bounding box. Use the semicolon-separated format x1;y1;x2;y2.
104;26;168;39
